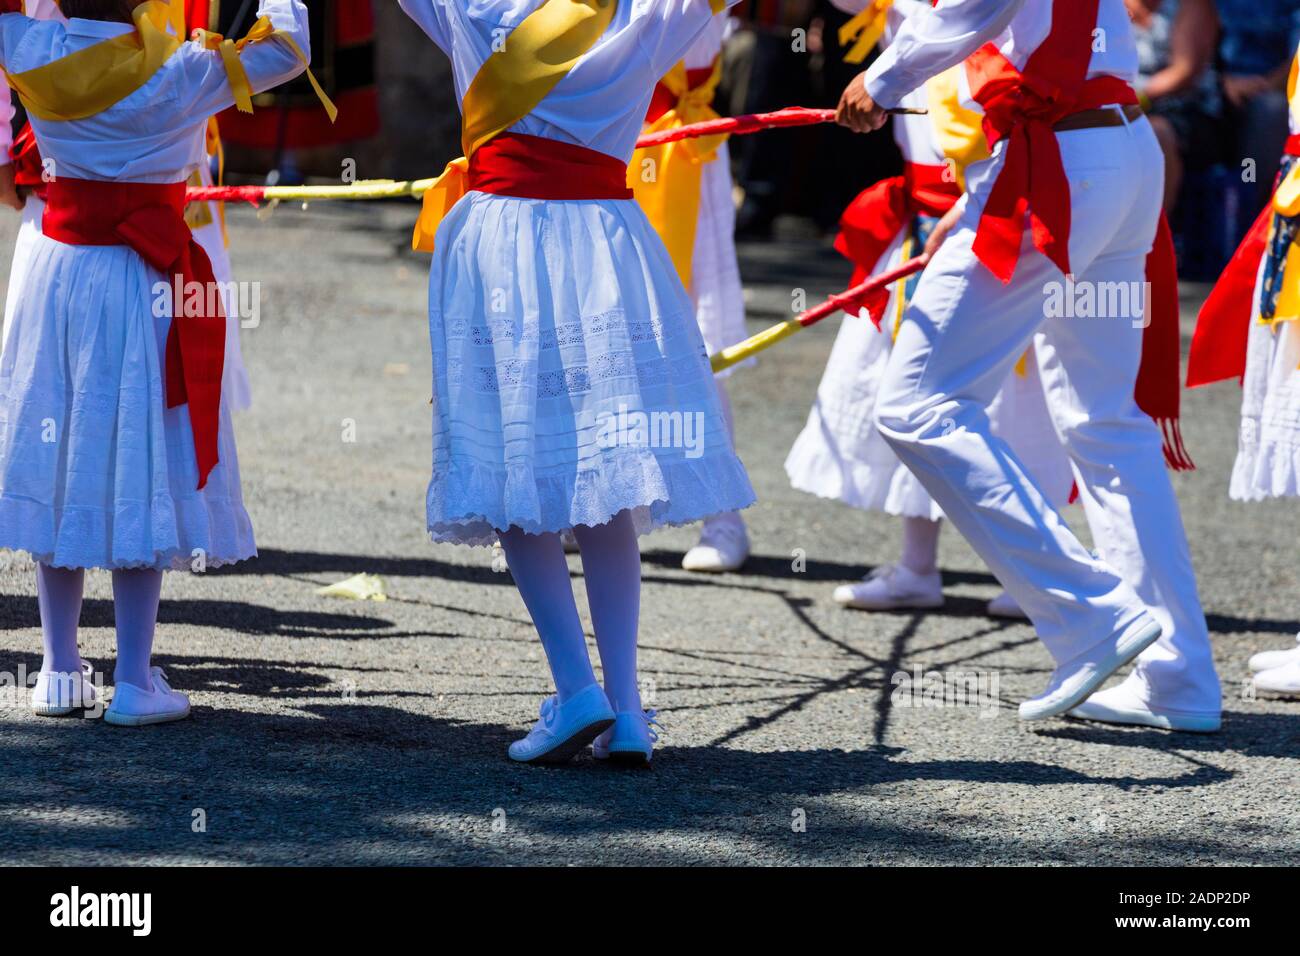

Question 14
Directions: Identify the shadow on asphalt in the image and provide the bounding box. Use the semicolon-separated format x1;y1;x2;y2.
2;695;1296;864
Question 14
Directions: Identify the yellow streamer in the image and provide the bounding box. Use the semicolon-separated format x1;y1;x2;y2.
629;56;726;291
1265;47;1300;324
412;0;618;253
839;0;893;65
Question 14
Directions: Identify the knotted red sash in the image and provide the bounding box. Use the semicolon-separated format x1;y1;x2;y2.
834;162;960;324
967;0;1138;283
468;132;633;201
645;66;717;124
42;178;226;490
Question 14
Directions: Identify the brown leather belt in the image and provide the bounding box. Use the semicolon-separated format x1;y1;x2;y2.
1053;102;1145;132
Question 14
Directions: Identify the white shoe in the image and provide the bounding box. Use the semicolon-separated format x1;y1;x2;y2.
1253;660;1300;698
833;564;943;611
104;667;191;727
1019;616;1163;721
1068;676;1221;732
1248;633;1300;673
593;709;661;767
987;590;1029;620
681;513;750;573
31;660;97;717
508;683;615;764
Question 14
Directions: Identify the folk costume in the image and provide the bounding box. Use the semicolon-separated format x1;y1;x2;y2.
0;0;314;723
400;0;753;764
863;0;1220;729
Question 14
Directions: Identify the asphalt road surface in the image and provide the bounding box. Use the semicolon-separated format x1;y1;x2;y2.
0;202;1296;866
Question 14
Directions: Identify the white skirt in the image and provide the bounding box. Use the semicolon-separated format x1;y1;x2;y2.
3;196;252;413
0;232;256;571
1232;259;1300;499
690;144;749;377
426;191;756;547
785;230;1074;519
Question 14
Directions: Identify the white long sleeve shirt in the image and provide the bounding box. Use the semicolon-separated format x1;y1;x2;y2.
0;0;310;182
398;0;743;163
862;0;1140;109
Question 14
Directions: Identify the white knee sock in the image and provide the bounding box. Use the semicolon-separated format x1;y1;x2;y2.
497;527;597;702
36;563;84;674
573;510;642;714
112;569;163;689
900;516;942;576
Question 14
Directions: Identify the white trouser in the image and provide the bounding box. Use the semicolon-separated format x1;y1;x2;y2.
876;116;1219;709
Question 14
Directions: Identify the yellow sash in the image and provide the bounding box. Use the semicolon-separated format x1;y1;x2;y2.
4;2;182;121
839;0;893;65
1267;48;1300;324
628;56;726;291
412;0;618;253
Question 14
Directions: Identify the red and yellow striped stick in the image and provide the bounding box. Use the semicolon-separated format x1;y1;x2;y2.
710;255;930;374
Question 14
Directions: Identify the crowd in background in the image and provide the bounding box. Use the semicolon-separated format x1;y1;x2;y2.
722;0;1300;276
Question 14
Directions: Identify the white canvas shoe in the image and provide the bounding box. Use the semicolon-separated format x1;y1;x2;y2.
1248;634;1300;674
592;709;661;767
833;564;943;611
1253;660;1300;698
1019;616;1163;721
1068;676;1221;732
681;513;750;573
508;683;615;764
987;590;1029;620
31;660;97;717
104;667;191;727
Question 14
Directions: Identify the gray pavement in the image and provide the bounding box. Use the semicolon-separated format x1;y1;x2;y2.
0;202;1296;866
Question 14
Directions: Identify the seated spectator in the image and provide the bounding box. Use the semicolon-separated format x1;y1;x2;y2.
1128;0;1221;212
1215;0;1300;206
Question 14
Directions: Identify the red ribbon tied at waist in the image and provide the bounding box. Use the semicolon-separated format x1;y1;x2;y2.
42;178;226;489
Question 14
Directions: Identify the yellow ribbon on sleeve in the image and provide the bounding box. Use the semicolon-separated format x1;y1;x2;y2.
192;16;337;121
628;56;726;291
839;0;894;65
412;0;618;252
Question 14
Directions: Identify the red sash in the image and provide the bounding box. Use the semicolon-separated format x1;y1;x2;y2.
966;0;1138;283
10;123;48;200
42;178;226;490
834;162;960;325
468;133;633;202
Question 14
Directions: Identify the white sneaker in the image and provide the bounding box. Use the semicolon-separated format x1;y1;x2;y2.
987;590;1029;620
833;564;943;611
681;513;750;573
1019;616;1163;721
593;709;662;767
1253;660;1300;698
104;667;191;727
508;683;615;764
1068;675;1221;732
31;660;97;717
1248;633;1300;673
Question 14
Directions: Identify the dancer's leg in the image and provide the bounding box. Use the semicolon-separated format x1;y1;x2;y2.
496;527;597;702
899;516;941;576
36;563;84;674
111;569;163;689
572;510;643;713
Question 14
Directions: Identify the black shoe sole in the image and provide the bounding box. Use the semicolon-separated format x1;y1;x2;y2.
518;718;615;765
